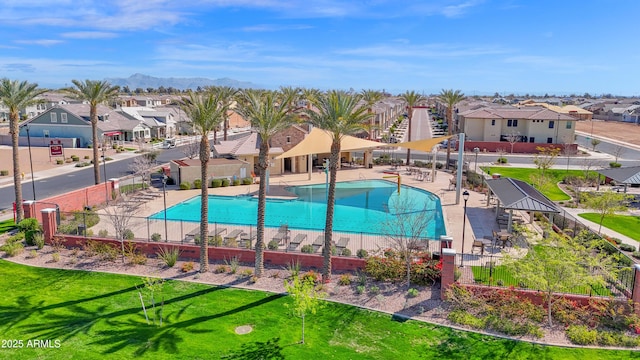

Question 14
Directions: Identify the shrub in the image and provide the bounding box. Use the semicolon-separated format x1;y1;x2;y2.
225;255;240;274
620;243;636;252
609;162;622;168
33;232;45;249
56;159;64;165
181;261;195;273
0;170;8;176
51;252;60;262
157;247;181;267
448;309;485;329
338;274;352;286
242;177;252;185
240;269;253;278
301;244;314;253
122;229;135;240
29;249;38;258
566;325;597;345
407;288;419;298
369;286;380;295
632;251;640;260
214;265;229;274
302;270;320;283
18;218;40;233
180;181;192;190
98;229;108;238
356;249;368;258
341;248;352;256
193;179;202;189
267;239;280;250
151;233;162;242
221;178;230;187
211;179;222;188
84;155;90;160
356;285;366;295
232;179;241;186
1;241;24;257
71;155;79;162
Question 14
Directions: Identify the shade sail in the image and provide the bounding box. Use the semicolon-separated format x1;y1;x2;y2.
276;128;385;159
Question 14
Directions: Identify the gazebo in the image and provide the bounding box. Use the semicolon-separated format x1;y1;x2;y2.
484;177;560;232
596;166;640;193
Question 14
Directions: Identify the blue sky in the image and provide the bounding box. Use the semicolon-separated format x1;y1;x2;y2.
1;0;639;96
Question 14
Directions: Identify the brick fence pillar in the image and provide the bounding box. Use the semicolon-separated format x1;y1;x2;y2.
41;208;58;242
23;200;36;220
632;264;640;315
440;235;453;253
109;178;119;200
440;248;456;300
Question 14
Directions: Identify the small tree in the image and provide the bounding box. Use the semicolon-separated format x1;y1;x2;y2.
379;194;435;287
284;276;325;344
580;157;603;186
584;190;631;234
561;140;578;172
533;146;560;177
182;139;199;159
128;153;156;190
612;145;626;164
590;138;601;151
504;231;610;326
505;131;521;154
103;195;142;262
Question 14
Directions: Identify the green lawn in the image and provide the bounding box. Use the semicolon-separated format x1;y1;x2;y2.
481;167;595;201
0;219;16;234
0;261;637;359
579;213;640;242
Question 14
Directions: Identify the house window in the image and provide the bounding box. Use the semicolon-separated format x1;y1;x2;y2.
566;121;572;129
491;119;495;126
43;130;49;138
61;113;67;123
549;120;555;129
50;113;57;123
507;119;518;127
286;136;291;144
513;119;518;127
507;119;512;127
547;137;553;143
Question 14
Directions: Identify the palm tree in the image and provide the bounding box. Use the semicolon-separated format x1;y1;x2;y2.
63;80;119;185
438;89;465;170
307;90;371;282
181;90;230;272
0;79;46;223
212;86;237;141
400;91;426;165
235;89;298;277
360;89;383;140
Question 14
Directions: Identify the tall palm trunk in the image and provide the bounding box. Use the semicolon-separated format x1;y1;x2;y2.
445;108;453;170
405;109;412;165
322;141;340;282
255;142;269;277
199;135;210;272
10;113;23;222
91;117;100;185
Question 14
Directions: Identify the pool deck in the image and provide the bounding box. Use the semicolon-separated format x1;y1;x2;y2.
129;165;513;257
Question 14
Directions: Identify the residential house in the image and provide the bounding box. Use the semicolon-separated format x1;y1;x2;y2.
120;107;177;139
213;132;284;176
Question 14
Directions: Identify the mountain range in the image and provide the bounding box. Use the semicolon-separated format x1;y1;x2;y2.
104;73;260;90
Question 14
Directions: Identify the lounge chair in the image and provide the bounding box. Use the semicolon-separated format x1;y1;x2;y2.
272;224;290;245
336;237;349;249
184;226;200;242
208;227;227;238
312;235;324;252
288;233;307;251
239;233;256;249
224;229;243;241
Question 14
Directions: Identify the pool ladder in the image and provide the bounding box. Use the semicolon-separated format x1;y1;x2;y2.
358;173;366;180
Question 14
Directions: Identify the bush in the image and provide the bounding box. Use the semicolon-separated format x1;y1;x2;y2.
620;243;636;252
232;179;241;186
448;309;485;329
242;177;253;185
301;244;314;253
98;229;108;238
338;274;352;286
268;239;280;250
356;285;366;295
56;159;64;165
214;265;229;274
193;179;202;189
1;241;24;257
180;181;192;190
369;286;380;294
51;252;60;262
302;270;320;284
496;157;508;164
609;162;622;168
151;233;162;242
157;247;181;267
0;170;8;176
211;179;222;188
632;251;640;259
122;229;135;240
71;155;79;162
33;233;45;249
356;249;368;258
407;288;419;298
341;248;352;256
181;261;195;273
566;325;597;345
221;178;230;187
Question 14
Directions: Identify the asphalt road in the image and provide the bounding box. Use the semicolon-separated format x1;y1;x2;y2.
575;133;640;161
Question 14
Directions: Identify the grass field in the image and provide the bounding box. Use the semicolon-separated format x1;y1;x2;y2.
0;219;16;235
481;167;595;201
579;213;640;242
0;260;637;359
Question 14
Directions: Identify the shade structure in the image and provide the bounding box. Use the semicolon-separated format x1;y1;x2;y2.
277;128;454;159
596;166;640;185
276;127;385;159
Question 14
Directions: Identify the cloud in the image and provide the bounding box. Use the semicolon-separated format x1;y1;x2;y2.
61;31;119;39
2;63;37;73
14;39;64;46
337;43;510;59
440;0;483;18
241;24;313;32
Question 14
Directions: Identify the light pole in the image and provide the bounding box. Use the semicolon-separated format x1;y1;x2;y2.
473;147;480;174
26;126;36;200
460;190;470;267
162;174;168;242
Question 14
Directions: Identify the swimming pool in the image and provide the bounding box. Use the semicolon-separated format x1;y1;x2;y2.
151;179;445;238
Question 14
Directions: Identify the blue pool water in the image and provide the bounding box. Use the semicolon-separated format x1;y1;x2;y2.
151;179;445;238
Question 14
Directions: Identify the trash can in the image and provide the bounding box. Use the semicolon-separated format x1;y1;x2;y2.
77;224;86;236
368;164;373;169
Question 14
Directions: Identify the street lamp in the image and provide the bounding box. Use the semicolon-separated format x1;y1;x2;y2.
25;125;36;200
162;174;168;242
473;147;480;173
460;190;470;267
